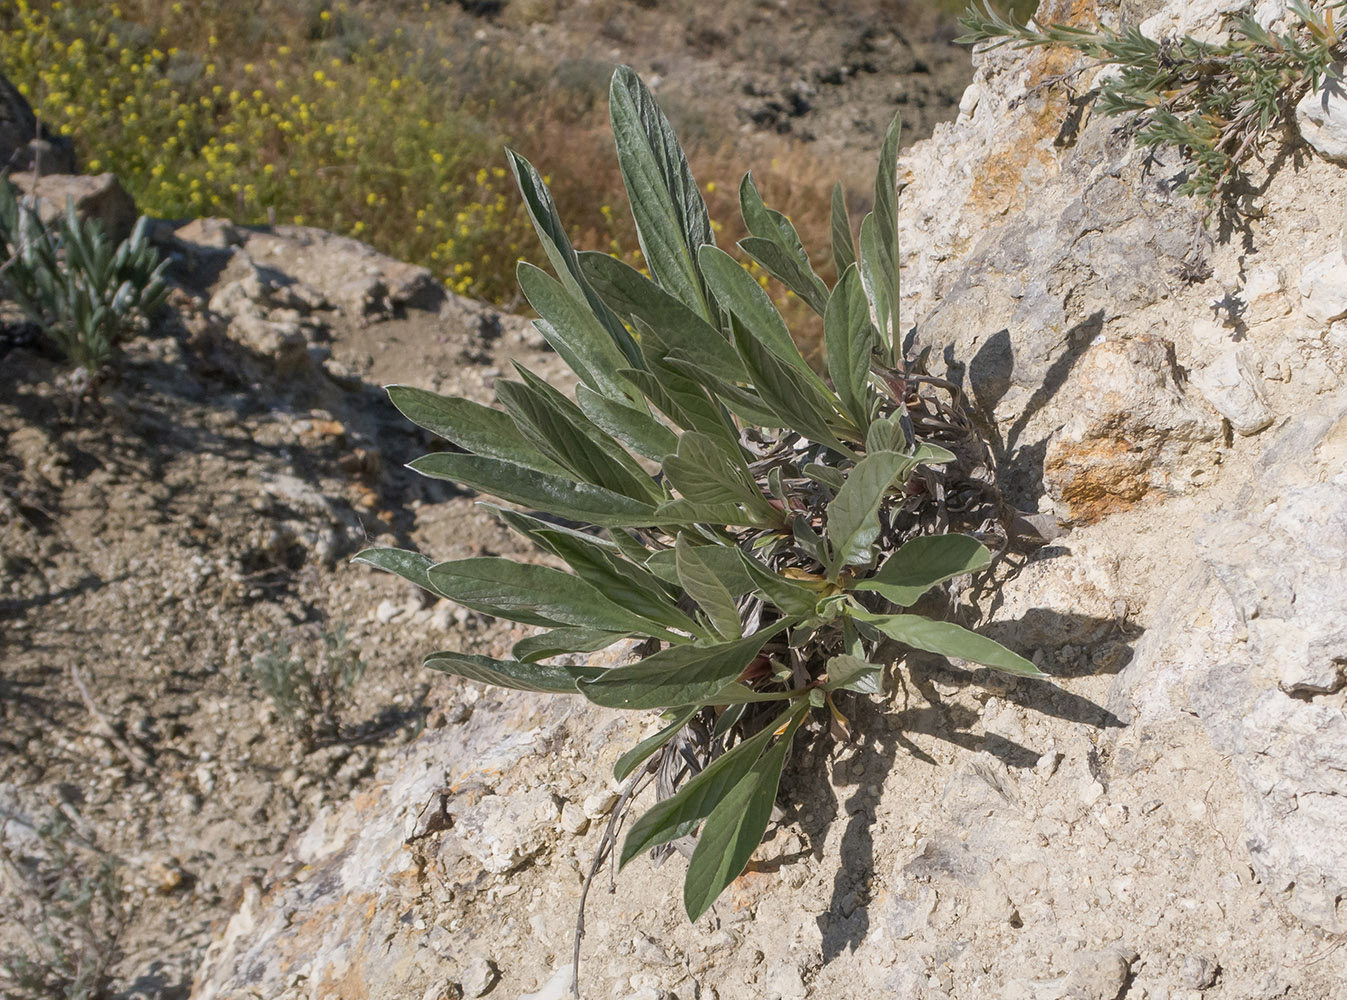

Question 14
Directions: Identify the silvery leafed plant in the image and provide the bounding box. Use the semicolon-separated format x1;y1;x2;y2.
359;67;1043;935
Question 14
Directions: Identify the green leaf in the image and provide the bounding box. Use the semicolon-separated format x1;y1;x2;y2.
683;707;806;920
676;535;744;640
854;610;1044;678
736;549;819;617
613;706;700;782
830;181;856;276
517;262;639;404
511;627;630;663
736;173;830;314
386;385;570;477
408;452;660;527
662;431;779;523
575;384;680;462
865;411;907;455
825;451;906;577
697;245;824;387
851;534;992;607
824;264;877;429
424;649;601;694
495;366;661;501
823;654;882;694
911;441;956;465
427;557;678;636
578;251;744;379
737;237;829;316
730;328;854;456
620;366;739;449
620;702;799;866
609;67;712;319
871;112;902;367
653;499;761;527
351;546;436;594
574;620;791;709
507;148;642;367
490;506;701;636
857;212;894;363
648;543;752;594
660;354;782;429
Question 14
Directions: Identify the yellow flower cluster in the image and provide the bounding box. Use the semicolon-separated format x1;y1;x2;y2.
0;0;547;302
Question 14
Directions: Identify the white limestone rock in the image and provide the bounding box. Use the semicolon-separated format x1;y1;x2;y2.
1296;64;1347;164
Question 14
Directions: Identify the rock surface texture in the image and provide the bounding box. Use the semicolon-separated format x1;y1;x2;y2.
190;2;1347;999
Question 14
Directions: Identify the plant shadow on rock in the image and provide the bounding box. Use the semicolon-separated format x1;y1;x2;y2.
934;310;1104;511
799;604;1133;966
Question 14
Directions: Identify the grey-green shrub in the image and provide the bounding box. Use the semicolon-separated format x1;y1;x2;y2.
959;0;1347;214
359;66;1044;928
0;180;169;374
246;624;366;749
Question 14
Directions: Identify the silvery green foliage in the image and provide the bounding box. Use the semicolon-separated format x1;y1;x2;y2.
359;67;1042;924
0;180;169;373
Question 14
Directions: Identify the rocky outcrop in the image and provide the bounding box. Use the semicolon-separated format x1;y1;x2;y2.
191;2;1347;998
9;171;138;243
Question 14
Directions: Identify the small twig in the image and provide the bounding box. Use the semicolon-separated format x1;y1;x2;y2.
69;664;150;773
571;765;657;999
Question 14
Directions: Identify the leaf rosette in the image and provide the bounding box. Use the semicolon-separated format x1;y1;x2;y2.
359;67;1045;944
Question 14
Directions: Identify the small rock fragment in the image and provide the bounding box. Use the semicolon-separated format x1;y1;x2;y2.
375;599;403;624
1179;954;1220;990
1295;64;1347;163
1299;248;1347;325
1190;349;1274;435
560;801;589;836
582;789;618;819
460;956;498;998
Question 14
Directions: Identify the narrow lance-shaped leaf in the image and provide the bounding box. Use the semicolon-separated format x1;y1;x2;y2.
575;383;680;462
613;706;700;782
872;112;902;368
517;262;641;405
506;148;642;367
609;67;712;319
850;534;992;607
830;181;856;276
427;557;681;637
352;547;437;594
824;450;907;578
683;705;807;920
824;264;877;429
620;701;801;866
490;506;702;638
494;365;661;501
662;431;780;525
737;173;829;314
424;649;603;694
511;627;631;664
853;608;1044;678
857;212;894;365
409;452;661;528
574;619;792;709
676;534;744;640
697;245;828;390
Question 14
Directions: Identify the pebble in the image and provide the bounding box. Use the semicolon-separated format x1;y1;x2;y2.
1179;954;1219;990
460;955;498;998
375;599;403;624
582;789;618;819
559;801;589;835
